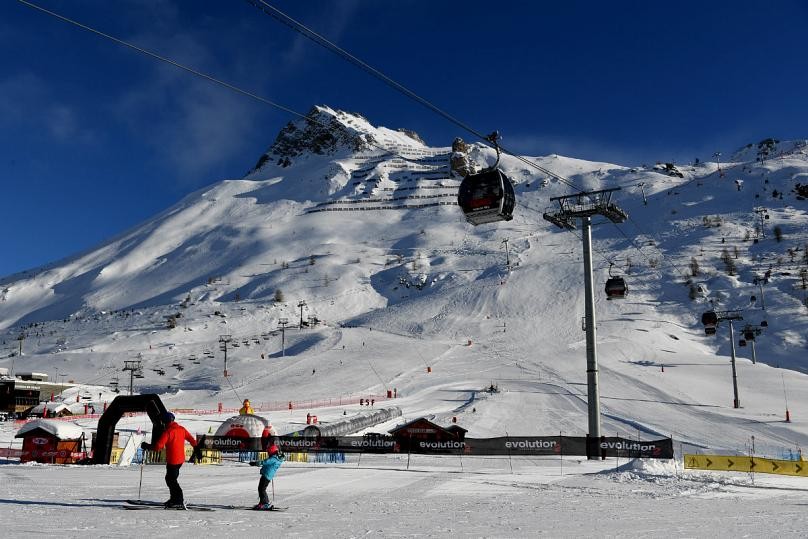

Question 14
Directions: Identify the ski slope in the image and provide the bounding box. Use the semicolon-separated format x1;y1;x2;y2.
1;109;808;536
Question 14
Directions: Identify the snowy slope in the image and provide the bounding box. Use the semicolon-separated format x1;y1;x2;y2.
2;107;808;536
1;107;807;461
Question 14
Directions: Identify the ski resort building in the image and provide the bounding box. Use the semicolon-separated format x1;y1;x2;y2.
15;419;86;464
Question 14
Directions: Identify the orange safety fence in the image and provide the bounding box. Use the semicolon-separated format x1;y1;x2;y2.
12;393;392;425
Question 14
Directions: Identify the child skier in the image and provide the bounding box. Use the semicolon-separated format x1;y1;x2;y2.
251;443;284;510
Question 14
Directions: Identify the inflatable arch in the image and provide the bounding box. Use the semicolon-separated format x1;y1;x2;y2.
92;394;169;465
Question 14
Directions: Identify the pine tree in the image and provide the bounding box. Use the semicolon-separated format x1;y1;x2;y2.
689;257;700;277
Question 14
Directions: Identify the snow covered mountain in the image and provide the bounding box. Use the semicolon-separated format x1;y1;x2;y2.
1;105;807;458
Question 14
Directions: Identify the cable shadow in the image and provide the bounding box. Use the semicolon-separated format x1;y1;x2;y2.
0;498;121;509
600;395;720;408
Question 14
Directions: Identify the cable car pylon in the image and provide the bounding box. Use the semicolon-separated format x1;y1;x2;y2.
700;309;744;408
543;188;627;456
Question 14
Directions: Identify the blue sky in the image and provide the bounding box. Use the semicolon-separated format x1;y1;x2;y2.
2;0;808;277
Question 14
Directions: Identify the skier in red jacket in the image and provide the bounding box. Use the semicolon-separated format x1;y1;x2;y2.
142;412;197;509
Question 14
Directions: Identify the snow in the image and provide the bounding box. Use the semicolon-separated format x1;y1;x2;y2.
1;110;808;535
15;419;84;440
1;457;807;537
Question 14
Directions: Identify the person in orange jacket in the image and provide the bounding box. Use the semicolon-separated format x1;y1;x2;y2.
141;412;197;509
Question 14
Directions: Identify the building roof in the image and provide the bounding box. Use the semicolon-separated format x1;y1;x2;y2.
389;417;462;436
16;419;84;440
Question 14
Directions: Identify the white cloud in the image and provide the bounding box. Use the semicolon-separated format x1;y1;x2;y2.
0;72;95;143
112;28;262;180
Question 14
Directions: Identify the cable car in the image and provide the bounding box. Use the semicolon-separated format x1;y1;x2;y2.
738;339;747;347
760;320;768;327
743;329;756;341
701;311;718;335
604;263;628;300
458;169;515;225
457;132;515;226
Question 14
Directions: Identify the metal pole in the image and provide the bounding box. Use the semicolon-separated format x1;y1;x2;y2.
758;281;766;310
281;326;286;357
729;321;740;408
750;339;757;365
581;216;602;446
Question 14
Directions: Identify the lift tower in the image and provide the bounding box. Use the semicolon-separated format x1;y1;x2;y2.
543;188;628;454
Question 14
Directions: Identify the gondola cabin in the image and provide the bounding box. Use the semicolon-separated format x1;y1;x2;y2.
604;276;628;300
701;311;718;335
457;169;515;226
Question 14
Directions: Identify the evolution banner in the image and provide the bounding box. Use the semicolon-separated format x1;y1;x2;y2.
197;434;674;459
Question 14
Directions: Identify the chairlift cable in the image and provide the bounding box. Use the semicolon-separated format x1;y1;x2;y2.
243;0;491;143
14;0;435;169
242;0;585;192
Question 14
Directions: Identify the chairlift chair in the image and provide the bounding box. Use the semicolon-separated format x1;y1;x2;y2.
457;132;515;226
738;339;747;347
743;330;756;341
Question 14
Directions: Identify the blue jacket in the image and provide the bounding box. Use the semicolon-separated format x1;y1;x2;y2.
259;454;283;480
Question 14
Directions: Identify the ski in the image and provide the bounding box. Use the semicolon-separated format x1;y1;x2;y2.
193;503;288;512
123;500;215;512
124;499;286;512
248;506;288;512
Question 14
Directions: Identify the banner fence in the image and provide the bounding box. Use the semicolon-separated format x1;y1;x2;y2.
198;434;674;459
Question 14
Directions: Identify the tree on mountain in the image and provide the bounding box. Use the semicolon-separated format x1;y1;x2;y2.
720;248;737;276
689;257;700;277
274;289;285;303
774;225;784;242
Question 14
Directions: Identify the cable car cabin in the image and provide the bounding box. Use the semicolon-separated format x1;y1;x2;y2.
701;311;718;335
743;330;756;341
457;169;515;226
604;277;628;300
738;339;747;347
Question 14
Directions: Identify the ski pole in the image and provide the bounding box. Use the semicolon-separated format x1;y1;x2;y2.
137;453;145;500
271;480;275;504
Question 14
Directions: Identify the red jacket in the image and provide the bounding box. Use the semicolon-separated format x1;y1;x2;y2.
153;422;196;465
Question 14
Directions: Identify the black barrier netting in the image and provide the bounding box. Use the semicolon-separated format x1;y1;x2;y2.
197;435;674;459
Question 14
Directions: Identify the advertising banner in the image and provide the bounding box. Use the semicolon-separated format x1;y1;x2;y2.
199;434;674;459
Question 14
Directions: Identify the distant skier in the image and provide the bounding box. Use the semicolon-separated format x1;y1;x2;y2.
141;412;197;509
240;399;254;415
251;443;284;510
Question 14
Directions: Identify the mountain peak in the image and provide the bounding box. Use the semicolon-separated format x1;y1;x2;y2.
248;105;427;175
248;106;373;172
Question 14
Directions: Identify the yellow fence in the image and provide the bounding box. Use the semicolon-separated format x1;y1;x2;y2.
109;446;221;465
685;454;807;477
110;447;306;465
